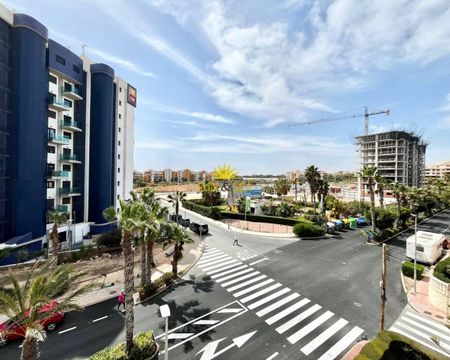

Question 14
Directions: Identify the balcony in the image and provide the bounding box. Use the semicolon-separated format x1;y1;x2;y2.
49;97;70;111
60;119;82;132
56;205;68;212
48;134;70;145
59;187;81;196
61;85;83;100
51;170;70;178
60;153;82;163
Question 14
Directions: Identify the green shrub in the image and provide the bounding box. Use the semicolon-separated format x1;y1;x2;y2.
182;200;222;220
154;272;175;288
221;212;302;226
293;223;324;237
90;331;157;360
433;257;450;283
97;229;121;248
402;261;424;280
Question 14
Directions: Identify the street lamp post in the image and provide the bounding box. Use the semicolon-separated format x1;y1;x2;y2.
411;214;418;293
160;304;171;360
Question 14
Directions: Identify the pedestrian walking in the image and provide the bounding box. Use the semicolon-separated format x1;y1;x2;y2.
117;290;125;311
233;235;239;246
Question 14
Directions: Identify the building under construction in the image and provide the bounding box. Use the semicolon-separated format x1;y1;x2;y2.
355;131;427;187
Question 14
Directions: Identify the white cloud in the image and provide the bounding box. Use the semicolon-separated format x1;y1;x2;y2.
87;48;157;78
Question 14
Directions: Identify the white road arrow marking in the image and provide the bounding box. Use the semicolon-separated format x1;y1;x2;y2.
196;331;257;360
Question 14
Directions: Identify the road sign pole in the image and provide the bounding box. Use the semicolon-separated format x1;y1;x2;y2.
380;244;387;331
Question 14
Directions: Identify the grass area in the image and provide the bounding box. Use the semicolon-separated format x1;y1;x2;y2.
356;331;448;360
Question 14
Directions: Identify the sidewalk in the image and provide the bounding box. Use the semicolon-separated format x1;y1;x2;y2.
407;276;449;324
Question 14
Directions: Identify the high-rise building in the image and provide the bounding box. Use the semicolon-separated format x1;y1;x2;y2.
425;160;450;181
355;131;427;187
0;4;135;244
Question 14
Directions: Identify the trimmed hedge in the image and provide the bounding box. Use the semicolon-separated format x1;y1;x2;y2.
138;272;176;299
220;211;302;226
97;229;122;248
293;223;324;237
182;200;222;220
402;261;424;280
433;257;450;283
89;331;158;360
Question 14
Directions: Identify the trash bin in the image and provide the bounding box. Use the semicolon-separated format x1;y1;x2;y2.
349;218;358;229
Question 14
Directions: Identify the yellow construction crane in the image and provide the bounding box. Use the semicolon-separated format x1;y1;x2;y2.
288;106;390;135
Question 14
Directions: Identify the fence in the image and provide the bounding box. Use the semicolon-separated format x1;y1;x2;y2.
226;219;293;234
429;275;450;316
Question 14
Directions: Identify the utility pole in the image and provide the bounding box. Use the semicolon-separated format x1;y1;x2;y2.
294;174;298;202
380;243;387;331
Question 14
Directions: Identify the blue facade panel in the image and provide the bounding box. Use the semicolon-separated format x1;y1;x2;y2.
89;65;115;223
47;39;83;84
10;25;48;240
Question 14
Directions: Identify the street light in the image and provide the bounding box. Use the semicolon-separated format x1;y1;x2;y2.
411;214;418;293
160;304;171;360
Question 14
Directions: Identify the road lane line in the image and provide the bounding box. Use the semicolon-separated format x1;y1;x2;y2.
247;288;290;310
193;319;220;325
392;322;449;353
390;326;447;356
93;315;108;323
200;259;239;272
287;311;334;344
168;332;194;340
401;316;450;343
58;326;77;334
301;318;348;355
215;268;254;282
198;253;229;264
405;311;450;334
226;274;267;291
210;265;248;279
218;308;243;313
201;249;222;257
198;255;232;267
256;293;300;317
266;298;310;325
199;257;236;269
221;271;261;287
249;258;268;266
276;304;321;334
233;279;275;297
317;326;363;360
266;352;279;360
207;262;243;275
240;283;282;303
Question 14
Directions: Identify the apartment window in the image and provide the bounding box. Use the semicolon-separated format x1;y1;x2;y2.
46;181;55;189
118;167;120;173
118;154;120;160
56;55;66;65
118;127;121;133
48;128;55;138
63;131;72;139
64;99;72;108
117;195;120;200
119;87;122;92
48;146;55;154
62;164;71;172
48;110;56;119
117;181;120;186
73;65;80;73
62;197;70;205
49;74;57;84
119;114;121;119
119;100;122;106
118;140;121;146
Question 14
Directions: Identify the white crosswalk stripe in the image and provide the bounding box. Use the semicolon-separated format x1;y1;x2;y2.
390;307;450;356
199;245;365;359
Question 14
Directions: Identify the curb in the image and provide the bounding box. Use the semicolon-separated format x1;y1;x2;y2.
136;240;205;305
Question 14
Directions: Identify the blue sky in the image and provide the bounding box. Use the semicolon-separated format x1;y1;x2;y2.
5;0;450;174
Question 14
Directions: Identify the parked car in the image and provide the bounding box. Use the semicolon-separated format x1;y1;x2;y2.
170;214;182;223
324;222;336;234
0;301;64;347
341;219;351;229
333;220;344;230
189;222;209;235
357;216;367;226
178;218;190;228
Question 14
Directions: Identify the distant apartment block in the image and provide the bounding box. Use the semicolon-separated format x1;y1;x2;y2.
355;131;427;187
425;160;450;180
137;169;212;183
286;170;302;182
0;4;135;244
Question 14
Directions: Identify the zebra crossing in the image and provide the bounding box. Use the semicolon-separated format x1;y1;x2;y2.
197;245;365;359
389;305;450;356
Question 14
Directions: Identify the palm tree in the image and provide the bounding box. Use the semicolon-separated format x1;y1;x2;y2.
273;178;291;198
47;211;69;265
390;182;406;226
375;175;389;209
168;191;186;217
103;200;145;355
0;261;93;360
166;225;192;276
316;179;329;213
360;166;378;233
305;165;321;213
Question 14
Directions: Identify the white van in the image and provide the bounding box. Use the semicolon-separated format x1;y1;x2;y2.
406;231;444;265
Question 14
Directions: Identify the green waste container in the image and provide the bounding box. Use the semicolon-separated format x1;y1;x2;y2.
349;218;358;229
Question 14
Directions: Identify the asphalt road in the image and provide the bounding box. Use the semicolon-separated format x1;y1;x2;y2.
1;208;449;360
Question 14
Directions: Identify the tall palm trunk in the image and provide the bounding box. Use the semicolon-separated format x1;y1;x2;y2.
175;200;179;217
379;187;384;209
172;240;179;275
21;335;38;360
122;231;135;354
369;179;376;233
140;241;147;288
396;196;402;227
50;223;59;265
312;193;316;214
145;236;154;287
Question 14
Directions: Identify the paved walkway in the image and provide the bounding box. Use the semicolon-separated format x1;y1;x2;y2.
224;219;293;234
